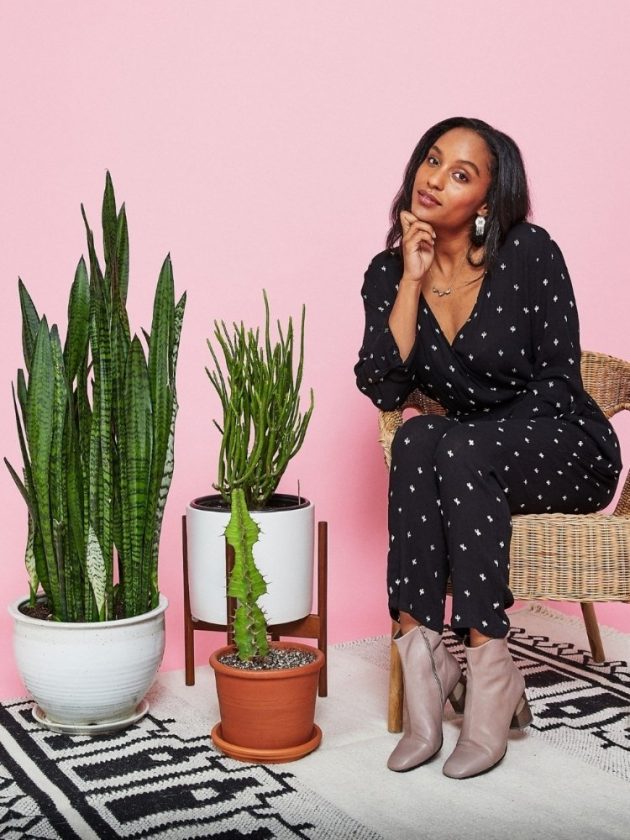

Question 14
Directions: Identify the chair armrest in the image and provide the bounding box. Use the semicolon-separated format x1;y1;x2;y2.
378;409;404;469
614;469;630;516
378;389;446;468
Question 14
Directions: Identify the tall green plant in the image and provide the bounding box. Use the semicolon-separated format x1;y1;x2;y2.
5;173;186;622
206;292;314;509
207;294;314;660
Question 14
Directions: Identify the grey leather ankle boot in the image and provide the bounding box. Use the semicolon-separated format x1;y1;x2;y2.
388;625;466;772
442;636;532;779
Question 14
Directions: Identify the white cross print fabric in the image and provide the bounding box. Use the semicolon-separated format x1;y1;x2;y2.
355;223;621;638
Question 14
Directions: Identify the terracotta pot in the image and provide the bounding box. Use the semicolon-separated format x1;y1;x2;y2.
209;641;324;763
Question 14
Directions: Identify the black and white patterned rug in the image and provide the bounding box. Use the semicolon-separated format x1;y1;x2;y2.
505;625;630;779
0;695;380;840
1;624;629;839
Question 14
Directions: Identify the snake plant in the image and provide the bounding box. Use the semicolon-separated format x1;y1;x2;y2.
5;173;186;622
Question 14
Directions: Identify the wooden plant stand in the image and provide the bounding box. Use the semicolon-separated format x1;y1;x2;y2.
182;516;328;697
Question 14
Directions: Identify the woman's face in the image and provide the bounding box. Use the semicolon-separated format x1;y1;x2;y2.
410;128;493;233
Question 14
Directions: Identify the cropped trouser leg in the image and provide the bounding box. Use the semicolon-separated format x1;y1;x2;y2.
388;416;617;639
387;415;455;631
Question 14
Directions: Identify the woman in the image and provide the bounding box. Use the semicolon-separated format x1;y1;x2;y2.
354;117;621;779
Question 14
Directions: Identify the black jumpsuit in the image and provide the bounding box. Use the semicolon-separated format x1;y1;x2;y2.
355;222;622;639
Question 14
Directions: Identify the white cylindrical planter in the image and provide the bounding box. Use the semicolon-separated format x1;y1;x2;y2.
9;594;167;734
186;494;314;625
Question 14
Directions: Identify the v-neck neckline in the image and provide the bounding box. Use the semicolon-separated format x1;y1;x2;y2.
421;270;489;348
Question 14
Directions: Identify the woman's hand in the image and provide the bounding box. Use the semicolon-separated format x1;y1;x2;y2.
400;211;436;283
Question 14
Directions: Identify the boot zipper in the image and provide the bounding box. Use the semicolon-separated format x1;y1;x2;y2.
419;626;444;707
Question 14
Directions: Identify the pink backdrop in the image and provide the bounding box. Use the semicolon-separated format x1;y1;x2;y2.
1;0;629;697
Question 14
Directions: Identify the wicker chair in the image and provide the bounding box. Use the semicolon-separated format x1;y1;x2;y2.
379;350;630;733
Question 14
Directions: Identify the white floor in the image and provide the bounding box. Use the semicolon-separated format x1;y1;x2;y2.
159;606;630;840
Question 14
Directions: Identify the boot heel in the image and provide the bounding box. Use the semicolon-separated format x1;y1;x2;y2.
448;676;466;715
509;691;532;730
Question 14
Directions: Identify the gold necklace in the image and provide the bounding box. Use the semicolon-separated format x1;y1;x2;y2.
429;253;484;297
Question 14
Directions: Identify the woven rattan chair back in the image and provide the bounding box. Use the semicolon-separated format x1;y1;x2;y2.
379;350;630;732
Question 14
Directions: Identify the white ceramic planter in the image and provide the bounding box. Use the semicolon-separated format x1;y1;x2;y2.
186;494;314;625
9;594;167;734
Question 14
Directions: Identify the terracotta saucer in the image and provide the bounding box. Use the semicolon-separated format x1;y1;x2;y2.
210;723;322;763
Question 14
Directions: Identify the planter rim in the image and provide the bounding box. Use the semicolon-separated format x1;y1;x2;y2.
210;640;324;681
189;493;312;513
8;593;169;628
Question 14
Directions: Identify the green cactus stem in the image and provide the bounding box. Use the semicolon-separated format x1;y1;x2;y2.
225;487;269;661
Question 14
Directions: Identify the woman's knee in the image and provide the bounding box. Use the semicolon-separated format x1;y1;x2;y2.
391;414;452;461
434;423;492;482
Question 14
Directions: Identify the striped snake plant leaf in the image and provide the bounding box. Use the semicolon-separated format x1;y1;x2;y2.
121;336;152;615
18;279;40;374
49;327;67;532
16;368;28;421
32;525;49;609
76;353;92;554
86;523;107;619
81;204;110;323
109;306;127;568
8;383;34;513
52;518;68;620
3;458;31;510
25;318;61;616
145;256;175;608
115;204;130;306
25;513;38;602
49;326;70;617
88;268;114;614
101;172;118;273
147;289;187;608
108;299;129;561
63;258;90;384
64;389;85;605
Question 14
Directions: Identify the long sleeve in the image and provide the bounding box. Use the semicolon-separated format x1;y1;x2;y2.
521;231;586;417
354;250;419;410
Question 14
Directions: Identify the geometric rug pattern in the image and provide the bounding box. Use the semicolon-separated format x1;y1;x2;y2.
506;626;630;780
0;699;381;840
1;623;629;838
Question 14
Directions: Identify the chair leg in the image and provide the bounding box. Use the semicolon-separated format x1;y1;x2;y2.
388;620;404;733
580;602;606;663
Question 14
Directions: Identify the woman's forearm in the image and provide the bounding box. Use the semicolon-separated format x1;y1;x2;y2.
388;276;423;362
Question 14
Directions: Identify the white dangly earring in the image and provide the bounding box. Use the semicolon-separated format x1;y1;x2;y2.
475;215;486;238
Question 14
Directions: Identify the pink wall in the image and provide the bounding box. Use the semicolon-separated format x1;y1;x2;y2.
1;1;629;698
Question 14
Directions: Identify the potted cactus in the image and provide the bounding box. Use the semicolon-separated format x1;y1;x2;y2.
209;487;324;763
5;174;186;734
186;294;323;762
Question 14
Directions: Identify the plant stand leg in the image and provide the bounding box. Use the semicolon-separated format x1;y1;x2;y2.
264;520;329;698
317;521;328;697
183;515;196;686
183;513;236;686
